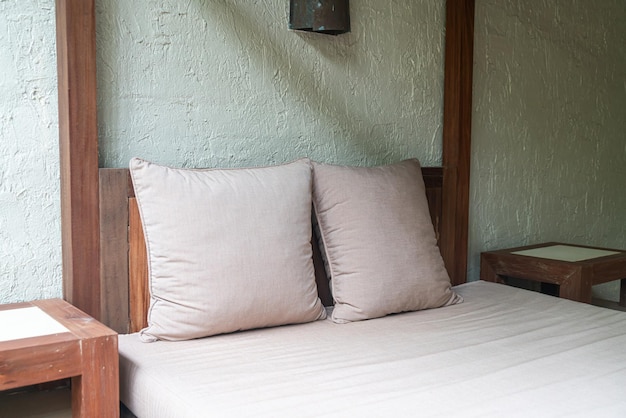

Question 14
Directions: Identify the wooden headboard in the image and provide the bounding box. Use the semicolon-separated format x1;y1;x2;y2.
99;166;445;333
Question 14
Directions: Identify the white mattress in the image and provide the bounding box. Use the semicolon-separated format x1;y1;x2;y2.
119;281;626;417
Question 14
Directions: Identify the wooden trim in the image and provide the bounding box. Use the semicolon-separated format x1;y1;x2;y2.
55;0;100;318
441;0;475;286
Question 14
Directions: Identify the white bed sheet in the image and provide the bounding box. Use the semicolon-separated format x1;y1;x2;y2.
119;281;626;417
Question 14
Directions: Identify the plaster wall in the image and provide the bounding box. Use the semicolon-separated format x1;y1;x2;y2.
96;0;446;169
0;0;61;303
470;0;626;300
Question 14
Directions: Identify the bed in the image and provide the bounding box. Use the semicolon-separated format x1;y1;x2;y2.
54;2;626;416
97;157;626;417
118;282;626;417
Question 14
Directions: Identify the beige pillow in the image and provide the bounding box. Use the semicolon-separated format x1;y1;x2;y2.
312;159;461;323
130;158;326;341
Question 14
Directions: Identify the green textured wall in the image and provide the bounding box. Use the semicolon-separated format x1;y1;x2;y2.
96;1;446;169
469;0;626;300
0;0;61;303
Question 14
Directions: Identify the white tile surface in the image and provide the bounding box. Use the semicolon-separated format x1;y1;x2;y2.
0;306;69;342
512;244;620;262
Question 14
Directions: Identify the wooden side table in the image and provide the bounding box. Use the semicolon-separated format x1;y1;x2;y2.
480;242;626;305
0;298;119;417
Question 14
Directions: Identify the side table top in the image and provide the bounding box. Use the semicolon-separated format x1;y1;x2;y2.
0;298;116;349
0;306;70;342
511;244;621;262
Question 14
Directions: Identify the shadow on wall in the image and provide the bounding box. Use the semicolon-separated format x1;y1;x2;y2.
193;0;404;164
96;1;442;168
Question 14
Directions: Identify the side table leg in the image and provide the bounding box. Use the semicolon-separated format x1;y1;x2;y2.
72;335;119;418
620;278;626;307
480;254;504;284
559;269;592;304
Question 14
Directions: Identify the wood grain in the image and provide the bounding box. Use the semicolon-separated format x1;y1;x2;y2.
441;0;475;286
0;337;80;389
72;334;119;417
0;299;119;417
129;198;150;333
99;169;131;333
55;0;100;319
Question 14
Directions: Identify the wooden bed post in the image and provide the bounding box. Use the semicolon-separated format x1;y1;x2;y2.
441;0;475;286
55;0;100;319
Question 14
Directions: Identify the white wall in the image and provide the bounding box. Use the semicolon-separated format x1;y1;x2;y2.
470;0;626;300
0;0;61;303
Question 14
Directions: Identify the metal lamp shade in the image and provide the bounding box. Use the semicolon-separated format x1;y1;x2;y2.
289;0;350;35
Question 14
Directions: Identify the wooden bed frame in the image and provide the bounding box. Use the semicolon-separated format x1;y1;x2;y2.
55;0;475;333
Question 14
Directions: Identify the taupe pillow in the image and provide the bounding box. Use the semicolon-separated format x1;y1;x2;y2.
130;158;326;341
312;159;461;323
